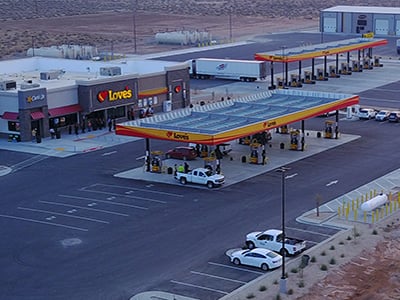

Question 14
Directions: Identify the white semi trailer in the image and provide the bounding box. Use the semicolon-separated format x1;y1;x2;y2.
189;58;267;81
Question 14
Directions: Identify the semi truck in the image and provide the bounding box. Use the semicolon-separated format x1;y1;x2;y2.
189;58;267;81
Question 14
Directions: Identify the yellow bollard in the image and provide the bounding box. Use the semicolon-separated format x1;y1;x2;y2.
370;190;373;199
354;209;358;221
389;192;392;201
376;209;379;221
371;211;375;224
363;211;367;223
345;205;349;220
361;195;364;203
381;207;384;219
374;189;377;197
356;198;359;209
338;206;341;218
385;203;388;216
390;201;393;214
352;200;355;212
342;201;345;216
365;193;368;201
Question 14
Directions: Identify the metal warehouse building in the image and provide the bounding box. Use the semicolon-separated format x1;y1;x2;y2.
320;6;400;36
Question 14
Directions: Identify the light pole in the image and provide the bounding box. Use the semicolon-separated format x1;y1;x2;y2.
276;166;290;294
132;0;138;53
281;46;286;86
31;36;35;57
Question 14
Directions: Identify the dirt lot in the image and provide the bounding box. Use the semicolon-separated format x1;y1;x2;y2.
1;2;400;298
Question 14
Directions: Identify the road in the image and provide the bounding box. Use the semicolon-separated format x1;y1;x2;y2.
0;32;400;300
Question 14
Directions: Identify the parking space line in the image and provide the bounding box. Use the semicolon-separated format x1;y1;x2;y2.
285;226;332;237
170;280;228;295
78;189;167;204
208;262;264;275
39;200;129;216
190;271;247;284
59;194;148;210
17;207;110;224
0;214;88;231
85;183;183;198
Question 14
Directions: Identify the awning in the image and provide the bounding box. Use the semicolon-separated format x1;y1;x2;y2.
31;111;45;120
48;104;82;117
1;112;19;120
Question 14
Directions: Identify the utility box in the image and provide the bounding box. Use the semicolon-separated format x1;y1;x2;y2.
100;67;121;76
40;70;62;80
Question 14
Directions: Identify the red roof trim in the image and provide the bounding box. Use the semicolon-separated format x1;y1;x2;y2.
48;104;82;117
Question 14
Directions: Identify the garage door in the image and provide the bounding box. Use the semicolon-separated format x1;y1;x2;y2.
396;20;400;36
323;17;337;33
375;19;389;35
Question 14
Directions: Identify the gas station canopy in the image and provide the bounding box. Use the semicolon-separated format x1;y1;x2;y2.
254;37;387;62
116;89;359;146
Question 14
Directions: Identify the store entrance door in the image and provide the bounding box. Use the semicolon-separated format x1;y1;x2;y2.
86;111;105;131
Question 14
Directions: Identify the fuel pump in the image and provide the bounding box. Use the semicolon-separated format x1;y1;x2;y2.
150;151;163;173
303;71;315;84
324;120;334;139
200;144;209;158
316;68;328;81
340;62;352;75
249;140;263;164
290;130;301;151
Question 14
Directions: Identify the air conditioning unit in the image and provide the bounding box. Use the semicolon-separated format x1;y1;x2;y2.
40;70;63;80
100;67;121;76
20;83;41;90
0;80;17;90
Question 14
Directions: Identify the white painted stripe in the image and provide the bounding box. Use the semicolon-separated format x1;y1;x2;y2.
136;155;146;160
190;271;246;284
285;226;332;237
18;207;109;224
59;194;149;210
170;280;228;295
207;262;264;275
102;151;117;156
86;183;183;198
323;203;335;212
0;214;88;231
39;200;129;216
78;189;167;204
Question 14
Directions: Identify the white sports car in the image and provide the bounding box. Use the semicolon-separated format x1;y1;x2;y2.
230;248;282;271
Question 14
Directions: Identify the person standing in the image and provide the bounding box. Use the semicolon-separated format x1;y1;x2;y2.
107;118;112;132
74;123;79;136
31;128;37;142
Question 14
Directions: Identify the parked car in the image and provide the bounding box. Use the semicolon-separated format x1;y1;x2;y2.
230;248;282;271
246;229;306;256
388;111;400;122
165;146;197;160
358;108;376;119
375;110;390;121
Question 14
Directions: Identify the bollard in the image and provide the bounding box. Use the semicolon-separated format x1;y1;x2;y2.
390;201;393;214
352;199;354;212
356;198;359;209
338;206;341;218
365;193;368;201
376;209;379;221
374;189;377;197
363;211;367;223
371;211;375;224
354;209;358;221
342;201;345;216
385;203;388;216
345;204;350;220
389;192;392;201
361;195;364;203
370;190;373;199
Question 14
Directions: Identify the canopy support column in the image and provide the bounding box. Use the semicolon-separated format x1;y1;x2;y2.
269;62;275;90
336;54;339;73
145;138;151;172
311;58;315;79
324;56;327;78
301;120;305;151
298;60;302;82
335;111;339;139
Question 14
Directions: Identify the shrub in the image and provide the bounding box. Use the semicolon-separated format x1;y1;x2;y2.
298;280;305;288
372;229;378;235
259;285;267;292
288;289;293;295
346;235;352;240
320;250;326;256
291;268;298;273
310;256;316;262
273;279;278;285
246;293;255;299
330;245;335;250
339;241;344;245
320;264;328;271
329;258;336;265
340;253;345;258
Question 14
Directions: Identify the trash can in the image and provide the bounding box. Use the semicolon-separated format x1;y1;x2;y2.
280;142;285;149
299;254;310;269
56;131;61;139
241;156;247;163
36;134;42;143
167;167;173;175
317;132;322;138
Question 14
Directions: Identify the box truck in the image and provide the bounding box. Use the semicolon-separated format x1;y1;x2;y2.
189;58;267;81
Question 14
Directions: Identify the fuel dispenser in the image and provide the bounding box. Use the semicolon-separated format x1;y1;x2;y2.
279;125;289;134
276;77;284;89
290;130;302;151
328;65;340;78
363;57;373;70
150;151;163;173
290;74;302;87
324;120;334;139
200;144;209;158
249;140;263;164
303;71;315;84
340;62;352;75
352;60;362;72
316;68;328;81
374;56;383;67
203;156;217;172
239;136;251;145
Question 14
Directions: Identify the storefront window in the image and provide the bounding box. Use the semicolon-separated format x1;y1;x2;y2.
107;106;126;119
50;115;77;128
8;121;20;132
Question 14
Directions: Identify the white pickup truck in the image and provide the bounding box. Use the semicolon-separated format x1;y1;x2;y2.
175;167;225;188
246;229;306;256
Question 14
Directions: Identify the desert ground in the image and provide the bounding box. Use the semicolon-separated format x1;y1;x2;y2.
1;1;400;299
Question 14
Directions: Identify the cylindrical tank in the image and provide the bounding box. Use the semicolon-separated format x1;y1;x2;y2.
361;194;388;212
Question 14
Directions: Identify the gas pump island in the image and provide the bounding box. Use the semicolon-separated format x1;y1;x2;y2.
116;89;359;173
